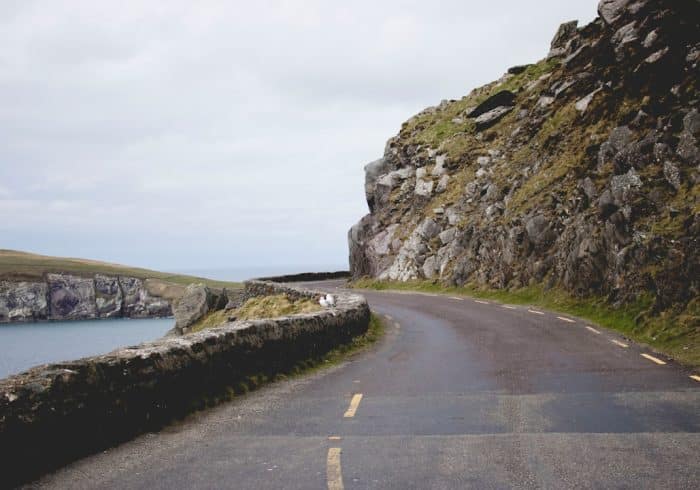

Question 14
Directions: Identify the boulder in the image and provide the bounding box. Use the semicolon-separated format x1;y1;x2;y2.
610;168;642;203
364;158;390;211
684;109;700;136
422;256;438;279
598;0;633;25
432;155;447;176
608;126;633;152
598;189;619;218
417;218;442;240
676;131;699;165
474;106;514;131
415;178;434;197
508;64;531;75
467;91;516;118
575;88;602;113
171;284;215;335
581;177;598;201
663;161;681;191
549;20;579;58
439;228;457;246
436;174;450;193
525;215;555;248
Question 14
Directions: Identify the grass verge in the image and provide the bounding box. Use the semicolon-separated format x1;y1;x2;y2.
352;279;699;368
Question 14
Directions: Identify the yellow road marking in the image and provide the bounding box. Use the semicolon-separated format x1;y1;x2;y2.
344;394;363;418
690;375;700;383
450;296;463;301
557;316;576;323
501;305;516;310
475;300;490;305
641;353;666;365
611;339;629;348
528;309;544;315
585;326;601;334
328;436;342;441
327;447;344;490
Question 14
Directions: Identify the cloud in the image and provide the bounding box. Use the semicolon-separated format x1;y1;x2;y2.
0;0;598;272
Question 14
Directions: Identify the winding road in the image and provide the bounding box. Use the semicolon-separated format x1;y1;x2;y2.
33;281;700;489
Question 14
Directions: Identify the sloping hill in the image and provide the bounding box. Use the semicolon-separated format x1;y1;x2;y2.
0;249;241;291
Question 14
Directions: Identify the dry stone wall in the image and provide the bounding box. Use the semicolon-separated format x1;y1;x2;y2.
0;281;370;486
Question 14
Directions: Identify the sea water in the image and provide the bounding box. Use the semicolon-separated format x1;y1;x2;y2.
0;317;173;379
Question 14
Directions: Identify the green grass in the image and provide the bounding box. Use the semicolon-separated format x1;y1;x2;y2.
190;294;322;333
352;279;700;368
0;249;242;291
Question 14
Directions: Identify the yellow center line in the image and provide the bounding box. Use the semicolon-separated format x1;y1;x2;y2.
690;375;700;383
528;309;544;315
327;447;344;490
474;300;490;305
611;339;629;348
557;316;576;323
641;353;666;365
585;326;601;334
501;305;516;310
343;393;363;418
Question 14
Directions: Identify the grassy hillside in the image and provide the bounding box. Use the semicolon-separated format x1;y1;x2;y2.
0;250;242;294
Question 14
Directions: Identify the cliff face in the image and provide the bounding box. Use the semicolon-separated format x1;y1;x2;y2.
350;1;700;317
0;274;172;323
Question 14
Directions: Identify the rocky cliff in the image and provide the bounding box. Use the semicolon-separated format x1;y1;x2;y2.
0;274;172;323
350;1;699;320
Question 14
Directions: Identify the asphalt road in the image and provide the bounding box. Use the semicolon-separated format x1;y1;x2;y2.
31;281;700;489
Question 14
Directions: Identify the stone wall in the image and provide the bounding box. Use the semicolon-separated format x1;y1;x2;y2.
256;271;351;283
0;273;172;323
0;281;370;486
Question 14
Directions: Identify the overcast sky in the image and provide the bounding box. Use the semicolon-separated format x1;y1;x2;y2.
0;1;597;276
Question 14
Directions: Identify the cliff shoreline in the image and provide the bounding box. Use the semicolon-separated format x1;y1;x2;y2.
0;273;174;324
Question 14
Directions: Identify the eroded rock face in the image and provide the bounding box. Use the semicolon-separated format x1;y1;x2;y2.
349;0;700;317
95;274;123;318
0;281;48;322
0;274;174;323
48;274;96;320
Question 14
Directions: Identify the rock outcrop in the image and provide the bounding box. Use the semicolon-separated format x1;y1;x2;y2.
0;274;173;323
169;283;231;335
350;1;700;320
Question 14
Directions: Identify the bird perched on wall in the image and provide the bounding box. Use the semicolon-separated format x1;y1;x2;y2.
319;294;336;308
